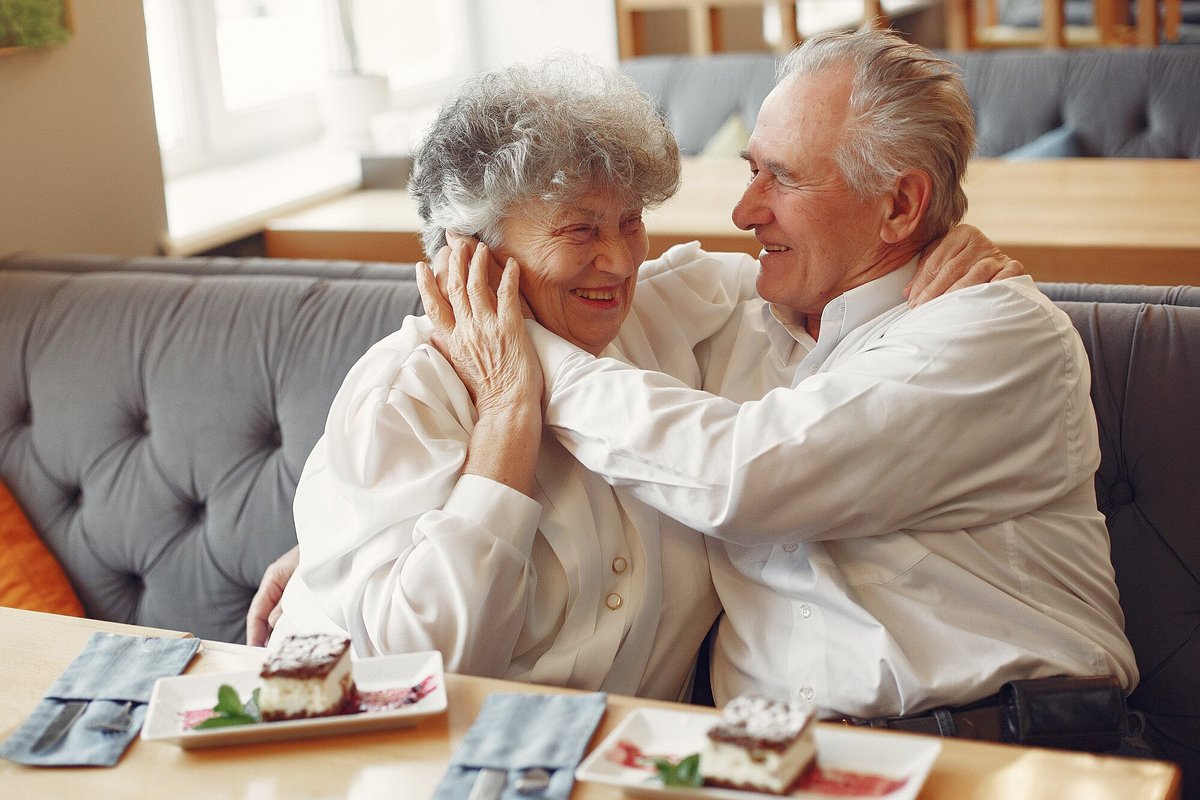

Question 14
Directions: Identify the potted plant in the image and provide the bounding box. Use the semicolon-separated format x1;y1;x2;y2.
319;0;390;151
0;0;72;54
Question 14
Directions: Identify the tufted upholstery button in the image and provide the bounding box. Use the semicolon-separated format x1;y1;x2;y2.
1109;481;1135;505
141;415;151;434
192;503;206;523
266;426;282;447
22;405;32;425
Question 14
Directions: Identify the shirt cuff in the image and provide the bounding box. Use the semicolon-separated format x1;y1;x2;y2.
525;319;589;401
443;473;543;554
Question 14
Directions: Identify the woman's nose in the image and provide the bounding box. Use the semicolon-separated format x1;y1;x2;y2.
597;234;638;276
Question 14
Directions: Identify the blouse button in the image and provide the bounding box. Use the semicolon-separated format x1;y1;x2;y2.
799;604;812;619
799;685;815;701
611;556;628;574
782;543;798;553
605;593;623;611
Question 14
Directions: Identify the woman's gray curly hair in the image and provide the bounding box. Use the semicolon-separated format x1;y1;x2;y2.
780;26;975;242
409;54;681;261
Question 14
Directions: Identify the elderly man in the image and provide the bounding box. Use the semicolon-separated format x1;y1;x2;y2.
422;27;1138;743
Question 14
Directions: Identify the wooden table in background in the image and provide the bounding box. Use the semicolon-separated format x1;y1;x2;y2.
265;158;1200;287
1;608;1183;799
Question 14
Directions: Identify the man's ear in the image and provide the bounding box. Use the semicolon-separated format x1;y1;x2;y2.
879;169;932;244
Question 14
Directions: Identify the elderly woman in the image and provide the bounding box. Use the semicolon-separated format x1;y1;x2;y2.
264;54;1015;701
270;56;749;701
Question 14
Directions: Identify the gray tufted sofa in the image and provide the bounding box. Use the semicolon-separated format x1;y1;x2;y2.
0;254;422;645
621;45;1200;158
1;255;1198;796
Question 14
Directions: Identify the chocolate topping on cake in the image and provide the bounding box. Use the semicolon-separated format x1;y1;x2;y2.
260;633;351;679
707;696;812;752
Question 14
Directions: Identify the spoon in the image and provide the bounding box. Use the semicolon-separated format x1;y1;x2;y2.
514;767;552;795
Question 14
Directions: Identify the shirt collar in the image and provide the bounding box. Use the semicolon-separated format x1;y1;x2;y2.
761;258;919;362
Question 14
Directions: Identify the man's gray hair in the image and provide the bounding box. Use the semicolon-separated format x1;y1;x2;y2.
409;54;681;260
780;26;975;241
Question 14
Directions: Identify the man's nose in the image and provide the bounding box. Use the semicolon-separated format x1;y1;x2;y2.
732;176;768;232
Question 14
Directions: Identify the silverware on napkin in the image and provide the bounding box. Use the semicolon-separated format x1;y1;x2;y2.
467;767;506;800
30;700;88;753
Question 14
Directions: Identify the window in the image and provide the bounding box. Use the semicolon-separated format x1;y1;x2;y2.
144;0;474;177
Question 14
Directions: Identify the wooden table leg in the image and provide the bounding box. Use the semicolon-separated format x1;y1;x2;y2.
1136;0;1158;44
1042;0;1067;47
944;0;976;50
1163;0;1182;40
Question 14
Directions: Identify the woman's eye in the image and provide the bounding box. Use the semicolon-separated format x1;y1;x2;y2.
620;216;644;235
562;225;596;242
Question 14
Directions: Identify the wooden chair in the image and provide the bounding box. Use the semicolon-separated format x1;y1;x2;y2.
616;0;898;58
944;0;1183;49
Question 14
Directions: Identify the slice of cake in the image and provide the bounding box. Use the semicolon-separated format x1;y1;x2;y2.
258;634;357;722
700;695;817;795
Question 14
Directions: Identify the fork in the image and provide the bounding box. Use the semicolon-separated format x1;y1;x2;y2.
89;701;135;734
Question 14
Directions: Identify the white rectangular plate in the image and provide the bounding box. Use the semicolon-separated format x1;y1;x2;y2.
141;650;447;749
576;707;941;800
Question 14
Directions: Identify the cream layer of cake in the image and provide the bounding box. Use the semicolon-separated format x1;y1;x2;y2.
258;634;356;721
700;695;816;795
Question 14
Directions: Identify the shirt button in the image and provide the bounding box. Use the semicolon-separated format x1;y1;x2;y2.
611;556;628;574
799;685;815;701
799;604;812;619
782;543;798;553
605;593;623;610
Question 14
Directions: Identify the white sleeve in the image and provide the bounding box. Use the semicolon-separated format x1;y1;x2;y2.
617;244;759;385
291;319;543;675
534;284;1091;544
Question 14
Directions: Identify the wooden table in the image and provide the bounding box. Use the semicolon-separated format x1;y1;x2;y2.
265;157;1200;287
0;608;1182;799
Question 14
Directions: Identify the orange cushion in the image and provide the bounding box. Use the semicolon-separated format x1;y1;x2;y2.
0;479;85;616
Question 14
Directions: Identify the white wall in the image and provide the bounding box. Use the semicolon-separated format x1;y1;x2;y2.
0;0;619;258
474;0;619;68
0;0;167;256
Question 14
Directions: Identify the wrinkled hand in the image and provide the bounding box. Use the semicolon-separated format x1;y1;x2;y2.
416;239;543;414
907;224;1025;307
246;545;299;647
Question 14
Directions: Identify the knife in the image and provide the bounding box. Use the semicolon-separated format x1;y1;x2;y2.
30;700;89;753
467;768;507;800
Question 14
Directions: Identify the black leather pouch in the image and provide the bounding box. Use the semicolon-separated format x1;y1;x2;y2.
1001;676;1125;751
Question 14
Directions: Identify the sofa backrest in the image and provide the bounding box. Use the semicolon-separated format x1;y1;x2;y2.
621;46;1200;158
1039;282;1200;799
0;255;422;644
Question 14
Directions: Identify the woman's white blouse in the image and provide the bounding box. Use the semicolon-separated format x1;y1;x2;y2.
274;243;758;701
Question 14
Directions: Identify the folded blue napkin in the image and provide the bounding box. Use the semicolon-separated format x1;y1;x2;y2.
0;632;201;766
433;692;607;800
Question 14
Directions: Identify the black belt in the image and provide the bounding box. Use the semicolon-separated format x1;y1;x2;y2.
837;694;1006;741
838;703;1005;741
834;676;1130;752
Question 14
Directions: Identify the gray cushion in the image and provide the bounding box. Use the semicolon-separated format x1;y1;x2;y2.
0;257;423;643
1001;125;1083;159
622;53;779;155
622;47;1200;159
1052;299;1200;797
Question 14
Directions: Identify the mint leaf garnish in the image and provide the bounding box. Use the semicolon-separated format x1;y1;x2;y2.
654;753;703;787
194;684;262;729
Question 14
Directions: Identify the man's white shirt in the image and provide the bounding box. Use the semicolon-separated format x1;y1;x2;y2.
529;246;1138;718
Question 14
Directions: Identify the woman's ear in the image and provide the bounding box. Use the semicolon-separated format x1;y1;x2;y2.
879;169;932;244
445;231;474;247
